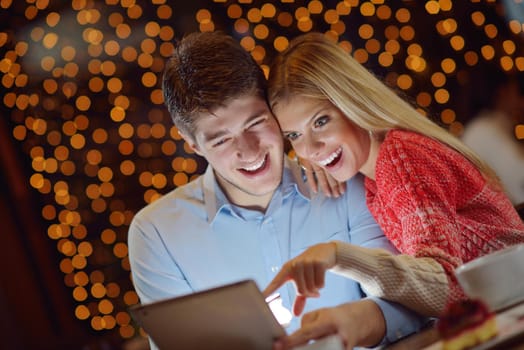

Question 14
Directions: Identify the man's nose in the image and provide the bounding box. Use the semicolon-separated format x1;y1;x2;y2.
236;133;260;159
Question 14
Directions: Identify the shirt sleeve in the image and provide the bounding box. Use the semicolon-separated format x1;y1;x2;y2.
127;214;193;304
344;174;433;343
344;174;399;254
128;214;195;350
369;297;433;346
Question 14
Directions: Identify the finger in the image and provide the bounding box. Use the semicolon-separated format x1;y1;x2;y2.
304;261;317;293
314;262;326;290
326;176;342;198
311;163;347;197
285;319;337;348
301;310;320;325
272;339;285;350
292;261;307;295
338;180;347;195
293;295;307;316
304;168;318;194
314;168;333;197
311;163;333;197
326;173;347;198
263;264;292;297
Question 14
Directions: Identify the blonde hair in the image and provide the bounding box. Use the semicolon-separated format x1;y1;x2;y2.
268;32;498;182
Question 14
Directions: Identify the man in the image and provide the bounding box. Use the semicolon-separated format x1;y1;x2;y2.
128;31;427;349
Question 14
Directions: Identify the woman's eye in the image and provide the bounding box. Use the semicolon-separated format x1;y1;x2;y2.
314;115;329;128
285;132;299;141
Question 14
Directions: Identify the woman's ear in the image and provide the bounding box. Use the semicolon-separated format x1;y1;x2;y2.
178;130;203;156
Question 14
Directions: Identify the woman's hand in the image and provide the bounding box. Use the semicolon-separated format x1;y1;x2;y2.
298;157;346;198
263;242;337;316
273;300;386;350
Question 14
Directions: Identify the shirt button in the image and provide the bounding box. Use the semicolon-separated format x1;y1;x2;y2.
271;266;280;272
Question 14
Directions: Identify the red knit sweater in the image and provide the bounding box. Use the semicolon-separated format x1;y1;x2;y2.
365;129;524;303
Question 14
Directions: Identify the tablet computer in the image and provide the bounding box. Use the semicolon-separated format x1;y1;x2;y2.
129;279;286;350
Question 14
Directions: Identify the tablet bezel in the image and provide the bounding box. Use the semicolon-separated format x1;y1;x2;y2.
129;279;286;350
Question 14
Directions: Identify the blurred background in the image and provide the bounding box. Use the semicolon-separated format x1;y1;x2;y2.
1;1;523;349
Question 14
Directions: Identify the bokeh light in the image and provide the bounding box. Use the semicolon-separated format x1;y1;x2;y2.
1;0;523;347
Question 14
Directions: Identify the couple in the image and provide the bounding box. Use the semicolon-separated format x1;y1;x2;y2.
128;31;524;350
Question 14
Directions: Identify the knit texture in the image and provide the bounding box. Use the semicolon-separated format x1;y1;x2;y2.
332;243;448;316
363;129;524;316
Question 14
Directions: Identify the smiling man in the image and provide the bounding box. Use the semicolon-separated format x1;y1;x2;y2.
127;31;428;350
187;94;283;212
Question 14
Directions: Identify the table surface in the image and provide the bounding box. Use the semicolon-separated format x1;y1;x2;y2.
384;302;524;350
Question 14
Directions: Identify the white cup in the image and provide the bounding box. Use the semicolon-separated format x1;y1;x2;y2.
455;243;524;311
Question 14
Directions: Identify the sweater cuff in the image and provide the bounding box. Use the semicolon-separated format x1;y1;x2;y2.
330;240;449;316
331;240;391;284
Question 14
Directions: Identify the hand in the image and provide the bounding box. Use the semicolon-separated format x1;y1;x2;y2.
298;157;346;198
273;300;386;350
263;242;337;316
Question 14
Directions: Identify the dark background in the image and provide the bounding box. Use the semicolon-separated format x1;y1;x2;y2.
1;1;523;349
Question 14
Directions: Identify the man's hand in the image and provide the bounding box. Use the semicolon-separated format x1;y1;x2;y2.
273;300;386;350
263;242;337;316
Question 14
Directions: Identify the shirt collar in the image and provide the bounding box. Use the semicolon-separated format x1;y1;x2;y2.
281;157;311;201
202;157;311;224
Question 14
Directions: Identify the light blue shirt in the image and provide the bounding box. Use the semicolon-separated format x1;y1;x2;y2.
128;159;427;347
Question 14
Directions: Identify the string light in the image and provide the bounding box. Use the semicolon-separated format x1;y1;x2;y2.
1;0;523;345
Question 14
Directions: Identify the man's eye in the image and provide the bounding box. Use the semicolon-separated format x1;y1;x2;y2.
248;118;266;129
212;138;229;147
314;116;329;128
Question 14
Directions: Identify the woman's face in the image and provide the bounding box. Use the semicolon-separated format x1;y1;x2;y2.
273;96;371;182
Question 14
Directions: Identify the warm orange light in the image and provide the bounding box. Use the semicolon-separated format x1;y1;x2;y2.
3;0;523;344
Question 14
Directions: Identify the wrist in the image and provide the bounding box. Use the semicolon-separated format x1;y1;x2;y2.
328;241;339;267
347;299;386;347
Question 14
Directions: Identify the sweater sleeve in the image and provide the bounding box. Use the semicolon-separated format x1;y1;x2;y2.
331;241;449;316
370;131;481;311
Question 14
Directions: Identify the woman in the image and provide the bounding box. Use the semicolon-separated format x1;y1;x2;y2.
263;32;524;348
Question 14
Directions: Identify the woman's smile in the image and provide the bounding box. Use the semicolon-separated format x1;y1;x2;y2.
274;96;372;182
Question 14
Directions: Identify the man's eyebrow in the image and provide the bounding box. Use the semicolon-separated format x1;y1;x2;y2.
201;109;267;142
202;129;227;143
244;109;267;124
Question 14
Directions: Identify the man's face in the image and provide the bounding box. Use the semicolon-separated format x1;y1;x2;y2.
183;95;284;209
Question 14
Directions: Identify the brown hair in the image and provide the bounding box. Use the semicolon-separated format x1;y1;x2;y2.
163;31;267;137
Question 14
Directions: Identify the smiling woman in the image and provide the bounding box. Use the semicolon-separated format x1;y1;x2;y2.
2;1;524;349
263;32;524;349
130;30;431;350
274;97;373;182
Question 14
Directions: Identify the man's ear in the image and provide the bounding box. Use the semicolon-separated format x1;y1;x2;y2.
179;130;203;156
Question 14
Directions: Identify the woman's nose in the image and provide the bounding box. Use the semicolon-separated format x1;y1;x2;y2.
303;135;323;159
